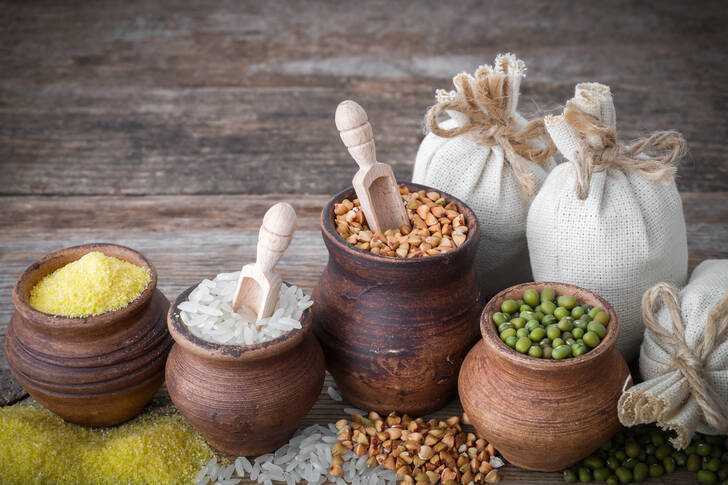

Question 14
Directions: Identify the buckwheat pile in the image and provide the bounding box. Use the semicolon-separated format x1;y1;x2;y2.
334;186;469;258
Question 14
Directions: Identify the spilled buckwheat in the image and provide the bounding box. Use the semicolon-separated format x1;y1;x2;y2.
331;411;502;484
334;185;469;258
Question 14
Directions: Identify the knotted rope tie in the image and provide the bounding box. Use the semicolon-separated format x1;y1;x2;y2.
424;71;556;198
564;104;687;200
642;283;728;433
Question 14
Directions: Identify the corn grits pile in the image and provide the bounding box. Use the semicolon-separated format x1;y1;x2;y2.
29;251;150;317
334;186;469;258
0;404;214;485
178;271;313;345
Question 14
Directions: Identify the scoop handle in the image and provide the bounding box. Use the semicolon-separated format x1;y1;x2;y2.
335;100;376;170
256;202;297;275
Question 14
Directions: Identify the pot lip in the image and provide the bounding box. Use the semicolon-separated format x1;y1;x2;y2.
480;281;620;370
167;280;312;362
320;182;480;265
12;243;158;328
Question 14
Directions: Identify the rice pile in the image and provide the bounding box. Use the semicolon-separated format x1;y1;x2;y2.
194;419;398;485
179;271;313;345
194;403;506;485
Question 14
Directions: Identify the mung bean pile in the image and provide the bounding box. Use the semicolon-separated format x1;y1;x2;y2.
562;425;728;484
493;287;609;360
334;186;469;258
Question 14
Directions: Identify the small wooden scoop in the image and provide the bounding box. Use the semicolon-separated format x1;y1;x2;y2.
232;202;297;323
335;100;409;234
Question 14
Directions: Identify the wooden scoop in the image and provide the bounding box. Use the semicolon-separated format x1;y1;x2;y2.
335;100;409;234
232;202;297;323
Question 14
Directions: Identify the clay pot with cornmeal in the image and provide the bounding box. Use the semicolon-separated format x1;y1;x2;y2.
6;243;171;426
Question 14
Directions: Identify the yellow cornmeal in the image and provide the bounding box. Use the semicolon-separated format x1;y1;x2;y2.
29;251;151;317
0;405;215;485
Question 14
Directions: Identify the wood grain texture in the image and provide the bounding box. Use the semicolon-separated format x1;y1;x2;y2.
0;1;725;482
166;287;325;456
461;282;630;472
1;194;718;483
336;100;411;234
0;0;726;196
0;192;725;367
6;244;171;426
232;202;297;320
313;184;482;415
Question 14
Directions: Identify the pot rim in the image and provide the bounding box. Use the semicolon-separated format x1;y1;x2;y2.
167;280;313;362
480;281;620;370
12;243;158;329
320;182;480;265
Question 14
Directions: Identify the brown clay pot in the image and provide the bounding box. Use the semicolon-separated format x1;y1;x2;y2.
313;183;482;415
165;283;325;456
6;243;171;426
459;281;632;472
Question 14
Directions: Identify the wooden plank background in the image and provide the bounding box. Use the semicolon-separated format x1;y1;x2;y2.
0;1;726;484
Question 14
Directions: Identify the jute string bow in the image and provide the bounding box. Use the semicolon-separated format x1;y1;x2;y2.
424;67;556;197
642;283;728;434
563;102;688;200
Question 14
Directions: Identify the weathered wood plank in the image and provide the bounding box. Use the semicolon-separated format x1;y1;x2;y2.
11;374;699;484
0;0;726;196
1;192;725;368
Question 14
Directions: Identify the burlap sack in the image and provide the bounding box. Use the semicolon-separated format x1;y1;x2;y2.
618;260;728;449
412;54;556;298
527;82;688;362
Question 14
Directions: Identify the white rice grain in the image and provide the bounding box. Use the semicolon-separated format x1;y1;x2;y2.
195;419;401;485
327;385;343;402
180;273;313;346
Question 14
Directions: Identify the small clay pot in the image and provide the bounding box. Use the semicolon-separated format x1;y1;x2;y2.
166;283;325;456
459;281;632;472
6;243;171;426
313;183;482;415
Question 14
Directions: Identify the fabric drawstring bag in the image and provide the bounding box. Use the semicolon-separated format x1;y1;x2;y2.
527;82;689;362
618;260;728;449
412;54;556;298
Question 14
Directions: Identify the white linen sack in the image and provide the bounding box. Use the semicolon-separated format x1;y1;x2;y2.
527;82;688;362
618;260;728;448
412;54;556;298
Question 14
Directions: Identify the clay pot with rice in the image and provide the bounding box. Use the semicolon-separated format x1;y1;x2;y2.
312;182;482;415
459;281;632;471
165;282;325;456
6;243;171;426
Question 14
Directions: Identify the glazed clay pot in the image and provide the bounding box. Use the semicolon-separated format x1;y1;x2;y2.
6;243;171;426
166;283;325;456
459;281;632;472
313;183;482;415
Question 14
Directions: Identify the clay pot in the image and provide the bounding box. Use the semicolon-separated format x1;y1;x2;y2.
459;281;632;471
166;283;325;456
313;183;482;415
6;243;171;426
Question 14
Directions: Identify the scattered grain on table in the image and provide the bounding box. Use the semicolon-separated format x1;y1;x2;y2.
0;404;214;485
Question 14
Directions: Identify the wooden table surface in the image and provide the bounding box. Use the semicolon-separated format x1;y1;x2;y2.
1;1;726;483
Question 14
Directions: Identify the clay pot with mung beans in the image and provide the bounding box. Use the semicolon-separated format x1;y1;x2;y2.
458;281;632;472
313;182;482;415
165;283;325;456
6;243;171;426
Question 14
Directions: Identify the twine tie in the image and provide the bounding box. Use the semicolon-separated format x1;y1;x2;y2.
642;283;728;433
425;66;556;198
564;104;687;200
